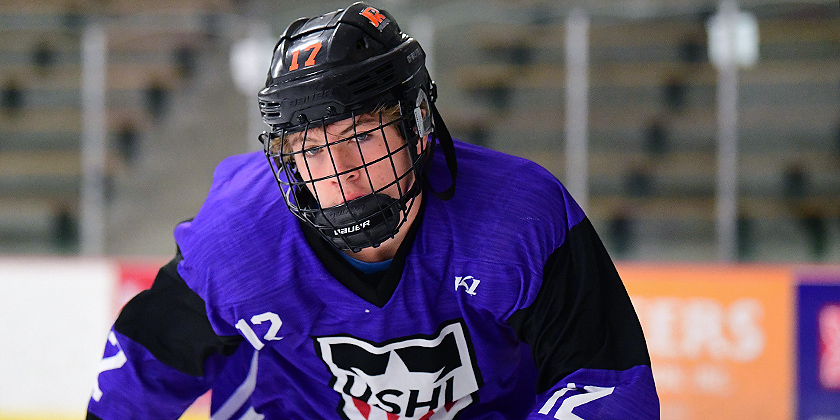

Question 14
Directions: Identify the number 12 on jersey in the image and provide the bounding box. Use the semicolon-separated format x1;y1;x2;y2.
236;312;284;350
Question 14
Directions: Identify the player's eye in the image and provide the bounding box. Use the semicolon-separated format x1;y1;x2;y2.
303;145;325;157
353;133;372;144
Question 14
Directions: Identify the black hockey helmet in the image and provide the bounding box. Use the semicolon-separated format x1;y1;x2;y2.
258;2;456;252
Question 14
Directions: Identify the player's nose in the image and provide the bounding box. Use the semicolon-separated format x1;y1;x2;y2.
329;143;363;183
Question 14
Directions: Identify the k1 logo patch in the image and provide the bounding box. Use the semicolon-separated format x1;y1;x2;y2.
315;319;482;420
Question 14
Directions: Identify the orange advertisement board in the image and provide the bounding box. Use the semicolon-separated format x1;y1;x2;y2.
618;264;794;420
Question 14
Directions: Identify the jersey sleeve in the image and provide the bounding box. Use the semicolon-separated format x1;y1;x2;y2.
87;255;243;420
507;217;659;419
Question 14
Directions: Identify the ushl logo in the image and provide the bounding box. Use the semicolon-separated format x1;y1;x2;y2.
315;320;482;420
819;303;840;389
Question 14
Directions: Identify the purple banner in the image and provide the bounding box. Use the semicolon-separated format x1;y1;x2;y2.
797;269;840;420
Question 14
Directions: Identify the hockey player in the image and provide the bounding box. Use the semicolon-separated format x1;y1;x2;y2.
88;2;659;419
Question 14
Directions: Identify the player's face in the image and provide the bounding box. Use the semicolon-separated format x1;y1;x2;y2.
287;113;416;208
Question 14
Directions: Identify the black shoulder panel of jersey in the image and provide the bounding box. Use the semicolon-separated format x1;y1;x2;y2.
114;253;243;377
86;413;103;420
507;217;651;393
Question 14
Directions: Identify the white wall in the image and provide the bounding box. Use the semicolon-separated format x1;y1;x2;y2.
0;258;115;418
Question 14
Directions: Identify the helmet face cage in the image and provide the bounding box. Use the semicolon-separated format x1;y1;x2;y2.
264;97;430;252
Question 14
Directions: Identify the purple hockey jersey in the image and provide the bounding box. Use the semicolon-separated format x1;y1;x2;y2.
88;140;659;419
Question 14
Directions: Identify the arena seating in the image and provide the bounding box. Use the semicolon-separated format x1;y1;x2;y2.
0;0;230;253
0;1;837;260
439;6;839;260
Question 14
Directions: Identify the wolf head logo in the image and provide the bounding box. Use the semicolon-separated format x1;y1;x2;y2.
315;320;482;420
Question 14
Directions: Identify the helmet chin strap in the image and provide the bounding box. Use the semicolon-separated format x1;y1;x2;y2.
427;102;457;201
311;193;406;252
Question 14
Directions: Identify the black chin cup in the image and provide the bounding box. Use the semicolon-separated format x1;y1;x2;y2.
311;193;403;252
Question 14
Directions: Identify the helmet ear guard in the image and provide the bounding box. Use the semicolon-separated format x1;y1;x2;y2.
413;88;433;140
